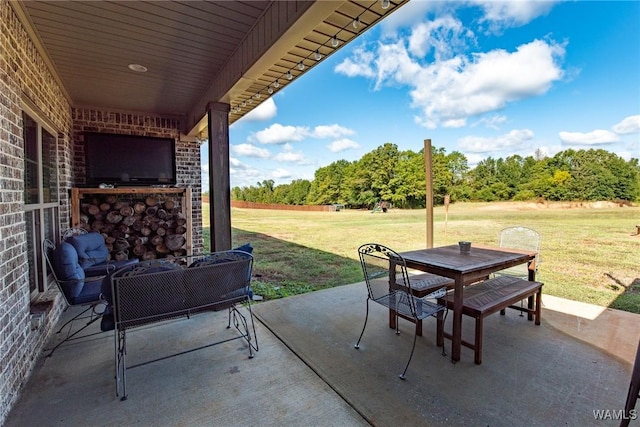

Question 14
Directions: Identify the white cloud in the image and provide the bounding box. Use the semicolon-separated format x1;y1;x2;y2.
273;150;307;163
472;114;508;130
231;143;270;158
612;115;640;135
312;124;355;139
229;157;264;188
412;39;565;128
337;4;567;131
458;129;535;153
328;138;360;153
250;123;309;144
559;130;619;145
201;161;209;192
475;0;558;32
408;15;472;59
238;98;277;122
334;47;376;78
272;168;291;180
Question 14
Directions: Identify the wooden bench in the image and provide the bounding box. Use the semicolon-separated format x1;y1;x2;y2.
437;275;543;364
391;272;455;336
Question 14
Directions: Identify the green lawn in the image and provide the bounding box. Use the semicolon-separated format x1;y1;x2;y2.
203;201;640;313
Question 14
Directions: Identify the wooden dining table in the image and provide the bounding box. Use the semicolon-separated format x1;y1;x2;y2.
398;244;536;363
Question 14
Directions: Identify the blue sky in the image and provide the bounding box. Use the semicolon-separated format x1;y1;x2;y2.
201;0;640;190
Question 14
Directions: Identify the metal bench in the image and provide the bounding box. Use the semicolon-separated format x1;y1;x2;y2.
438;275;543;364
110;251;258;400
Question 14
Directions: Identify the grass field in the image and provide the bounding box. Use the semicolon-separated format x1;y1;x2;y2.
203;201;640;313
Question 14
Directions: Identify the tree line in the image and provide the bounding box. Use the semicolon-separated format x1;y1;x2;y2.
229;144;640;209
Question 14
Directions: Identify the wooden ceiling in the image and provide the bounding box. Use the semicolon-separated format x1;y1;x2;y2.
15;0;406;134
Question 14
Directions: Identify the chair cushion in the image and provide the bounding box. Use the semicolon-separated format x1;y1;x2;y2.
234;243;253;254
67;232;109;269
52;242;85;299
72;276;106;305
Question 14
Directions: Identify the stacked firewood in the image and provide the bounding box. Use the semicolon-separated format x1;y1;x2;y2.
78;194;187;261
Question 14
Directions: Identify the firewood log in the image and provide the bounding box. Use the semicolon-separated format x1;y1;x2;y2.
133;202;146;214
133;244;146;257
122;215;136;226
85;204;100;216
155;243;170;254
119;205;134;217
106;211;123;224
165;234;185;251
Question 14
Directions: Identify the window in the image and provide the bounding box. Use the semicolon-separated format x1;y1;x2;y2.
23;111;59;298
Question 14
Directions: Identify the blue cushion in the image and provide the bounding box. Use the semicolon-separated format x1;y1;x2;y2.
234;243;253;254
67;233;109;269
52;242;85;300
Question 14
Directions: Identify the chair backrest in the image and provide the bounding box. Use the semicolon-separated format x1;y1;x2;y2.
43;238;88;305
358;243;412;302
498;226;541;276
65;231;109;269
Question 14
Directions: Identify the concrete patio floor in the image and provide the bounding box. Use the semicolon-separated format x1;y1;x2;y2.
5;282;639;426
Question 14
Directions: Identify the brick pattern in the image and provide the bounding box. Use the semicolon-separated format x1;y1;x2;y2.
0;2;203;422
1;1;70;423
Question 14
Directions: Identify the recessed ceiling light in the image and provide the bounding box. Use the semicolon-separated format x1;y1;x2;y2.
128;64;148;73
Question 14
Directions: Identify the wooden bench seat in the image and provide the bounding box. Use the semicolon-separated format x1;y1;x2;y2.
437;275;543;364
391;272;455;336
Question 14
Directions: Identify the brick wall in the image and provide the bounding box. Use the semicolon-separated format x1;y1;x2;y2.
72;108;204;253
1;1;72;423
0;1;203;423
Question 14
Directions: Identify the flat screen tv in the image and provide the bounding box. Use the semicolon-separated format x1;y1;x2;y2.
84;132;176;186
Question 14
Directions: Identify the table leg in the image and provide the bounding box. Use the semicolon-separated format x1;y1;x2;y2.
451;279;463;362
528;259;536;322
389;309;396;330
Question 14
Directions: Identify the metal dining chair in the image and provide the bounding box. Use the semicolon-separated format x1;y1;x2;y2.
494;226;542;315
354;243;449;380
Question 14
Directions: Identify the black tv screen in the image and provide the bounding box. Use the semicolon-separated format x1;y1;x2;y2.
84;133;176;186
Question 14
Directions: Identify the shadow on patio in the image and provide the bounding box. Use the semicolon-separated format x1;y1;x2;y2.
6;274;638;426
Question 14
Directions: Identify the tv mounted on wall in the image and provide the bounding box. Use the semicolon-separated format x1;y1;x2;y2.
84;132;177;187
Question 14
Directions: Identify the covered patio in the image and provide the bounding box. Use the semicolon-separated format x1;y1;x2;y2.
2;1;638;425
5;280;637;425
0;1;407;422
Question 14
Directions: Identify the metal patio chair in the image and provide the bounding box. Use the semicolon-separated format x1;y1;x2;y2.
355;243;448;380
494;226;542;315
42;238;108;356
